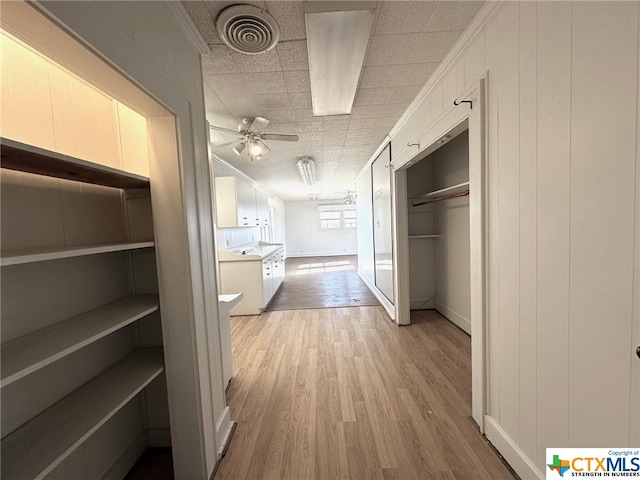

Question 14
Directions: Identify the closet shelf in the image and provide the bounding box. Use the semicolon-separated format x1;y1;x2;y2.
1;348;164;480
1;295;159;387
1;241;155;266
408;235;443;239
410;181;470;206
0;137;150;189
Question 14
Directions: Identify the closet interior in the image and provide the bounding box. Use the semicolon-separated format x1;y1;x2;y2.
406;127;472;334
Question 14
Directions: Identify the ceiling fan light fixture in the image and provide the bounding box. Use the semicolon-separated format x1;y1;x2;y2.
232;142;246;155
297;157;316;185
250;141;262;156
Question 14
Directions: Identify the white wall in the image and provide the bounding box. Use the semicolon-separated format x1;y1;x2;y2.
284;201;357;257
432;133;470;331
384;1;640;477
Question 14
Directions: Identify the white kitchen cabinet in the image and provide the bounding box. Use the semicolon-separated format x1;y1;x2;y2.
215;176;265;228
218;244;285;315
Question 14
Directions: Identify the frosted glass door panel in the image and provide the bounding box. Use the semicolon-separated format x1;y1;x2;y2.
371;144;394;303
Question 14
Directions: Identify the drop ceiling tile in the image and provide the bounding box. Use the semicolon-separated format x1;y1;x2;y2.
288;92;312;109
396;62;438;87
245;72;287;94
206;74;248;97
322;116;351;131
298;131;323;141
425;1;484;32
182;2;218;44
375;116;400;128
232;49;282;73
202;45;240;75
364;33;422;66
266;119;322;133
410;31;464;64
255;93;291;110
350;104;385;119
265;1;307;41
383;103;408;117
359;65;406;88
388;85;422;104
277;40;308;71
348;118;379;130
354;87;393;106
374;1;438;35
284;70;311;93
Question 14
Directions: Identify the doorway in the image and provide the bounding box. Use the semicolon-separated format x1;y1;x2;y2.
393;80;486;429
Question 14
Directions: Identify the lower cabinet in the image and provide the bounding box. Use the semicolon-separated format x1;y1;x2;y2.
219;247;285;315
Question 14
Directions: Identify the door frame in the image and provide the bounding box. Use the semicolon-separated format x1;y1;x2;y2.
393;78;488;430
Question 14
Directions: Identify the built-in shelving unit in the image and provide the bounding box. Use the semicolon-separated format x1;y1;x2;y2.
1;137;168;479
1;242;155;266
408;234;443;239
410;181;470;206
0;138;150;189
1;348;164;480
1;295;159;387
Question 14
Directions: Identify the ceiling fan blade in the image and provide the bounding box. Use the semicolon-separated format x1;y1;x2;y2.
210;139;241;149
249;116;270;134
260;133;299;142
209;124;240;135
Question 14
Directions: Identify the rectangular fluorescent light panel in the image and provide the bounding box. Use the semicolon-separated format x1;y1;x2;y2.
305;2;375;116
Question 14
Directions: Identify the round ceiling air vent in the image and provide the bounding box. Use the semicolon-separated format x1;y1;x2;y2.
216;5;280;55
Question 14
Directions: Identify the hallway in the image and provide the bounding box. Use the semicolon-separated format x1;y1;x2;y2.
216;307;515;479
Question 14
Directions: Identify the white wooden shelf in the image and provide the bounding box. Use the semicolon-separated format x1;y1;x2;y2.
1;295;159;387
0;137;149;189
408;235;443;239
1;348;164;480
410;181;470;206
1;241;155;267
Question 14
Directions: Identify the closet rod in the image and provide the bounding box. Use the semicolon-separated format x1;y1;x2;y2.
412;190;469;207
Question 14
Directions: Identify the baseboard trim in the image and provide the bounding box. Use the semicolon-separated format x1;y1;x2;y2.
215;406;235;458
435;301;471;334
410;299;436;310
484;416;543;480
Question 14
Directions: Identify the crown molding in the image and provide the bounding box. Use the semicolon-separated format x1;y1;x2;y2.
166;1;210;56
389;1;502;139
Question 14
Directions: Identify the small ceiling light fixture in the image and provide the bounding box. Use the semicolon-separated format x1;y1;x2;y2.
305;2;376;116
297;157;316;185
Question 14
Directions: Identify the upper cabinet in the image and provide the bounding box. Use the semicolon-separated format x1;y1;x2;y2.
215;176;270;228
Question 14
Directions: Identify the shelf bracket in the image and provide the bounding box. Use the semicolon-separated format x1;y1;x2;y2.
407;142;420;149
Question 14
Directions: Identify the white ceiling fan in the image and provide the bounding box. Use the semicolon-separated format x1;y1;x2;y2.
209;116;299;161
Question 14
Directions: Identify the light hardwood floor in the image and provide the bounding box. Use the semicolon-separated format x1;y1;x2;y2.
217;308;516;480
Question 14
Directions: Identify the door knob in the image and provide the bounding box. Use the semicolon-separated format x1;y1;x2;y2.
636;345;640;359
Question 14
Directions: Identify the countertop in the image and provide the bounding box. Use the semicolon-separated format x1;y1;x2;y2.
217;242;284;262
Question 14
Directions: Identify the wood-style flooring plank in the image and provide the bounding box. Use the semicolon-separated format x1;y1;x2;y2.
217;308;516;480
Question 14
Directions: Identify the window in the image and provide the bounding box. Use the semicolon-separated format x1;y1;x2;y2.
318;207;357;230
319;210;342;229
343;209;357;228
